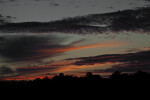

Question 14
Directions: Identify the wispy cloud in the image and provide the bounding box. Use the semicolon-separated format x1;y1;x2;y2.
2;49;150;80
40;41;126;56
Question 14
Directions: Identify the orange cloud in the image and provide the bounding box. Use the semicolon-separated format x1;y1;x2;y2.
40;41;126;56
48;60;118;74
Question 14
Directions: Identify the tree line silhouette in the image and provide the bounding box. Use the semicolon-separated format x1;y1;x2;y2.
1;71;150;88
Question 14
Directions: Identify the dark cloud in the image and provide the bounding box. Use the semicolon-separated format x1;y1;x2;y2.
0;0;6;4
0;14;15;25
0;35;86;62
9;0;16;2
72;50;150;73
125;48;140;53
0;22;101;34
0;35;68;62
16;66;57;75
0;65;14;75
0;36;47;61
0;0;16;3
74;50;150;65
69;39;86;46
0;64;56;78
0;36;5;41
1;7;150;34
100;62;150;73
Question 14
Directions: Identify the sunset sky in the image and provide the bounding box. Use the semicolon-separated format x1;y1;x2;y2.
0;0;150;80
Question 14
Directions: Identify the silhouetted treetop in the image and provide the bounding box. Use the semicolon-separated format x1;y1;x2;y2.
1;71;150;88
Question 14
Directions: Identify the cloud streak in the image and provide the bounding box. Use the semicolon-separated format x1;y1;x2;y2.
1;49;150;80
40;41;126;56
70;50;150;73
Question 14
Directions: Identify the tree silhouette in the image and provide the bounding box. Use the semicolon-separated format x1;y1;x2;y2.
0;71;150;88
86;72;93;78
110;71;122;80
59;73;64;77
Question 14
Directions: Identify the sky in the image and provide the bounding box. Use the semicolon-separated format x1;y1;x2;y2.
0;0;149;22
0;0;150;80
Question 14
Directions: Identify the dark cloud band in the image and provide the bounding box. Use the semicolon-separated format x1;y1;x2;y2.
0;7;150;34
72;50;150;72
0;35;67;62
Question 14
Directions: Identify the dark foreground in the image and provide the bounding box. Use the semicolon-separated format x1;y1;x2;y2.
1;71;150;88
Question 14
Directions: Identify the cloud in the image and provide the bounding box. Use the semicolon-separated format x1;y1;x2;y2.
0;14;15;25
0;0;6;4
0;64;57;79
99;62;150;72
0;35;68;62
0;34;93;62
16;66;57;75
2;50;150;80
1;7;150;34
0;65;14;75
39;40;125;59
70;50;150;73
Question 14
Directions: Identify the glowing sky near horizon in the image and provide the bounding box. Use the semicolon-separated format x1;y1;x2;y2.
0;31;150;80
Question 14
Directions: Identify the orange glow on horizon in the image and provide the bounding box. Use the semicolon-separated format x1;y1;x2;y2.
3;60;118;80
2;41;127;80
3;75;54;81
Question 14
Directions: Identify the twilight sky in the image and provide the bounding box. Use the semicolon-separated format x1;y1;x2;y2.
0;0;150;80
0;0;149;22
